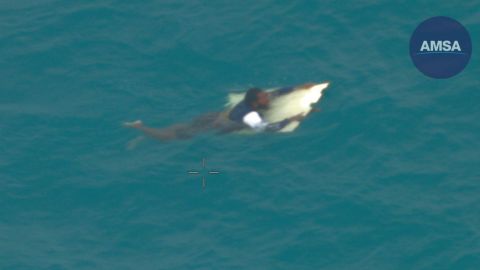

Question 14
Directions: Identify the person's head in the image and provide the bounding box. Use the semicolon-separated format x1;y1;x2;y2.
245;87;269;109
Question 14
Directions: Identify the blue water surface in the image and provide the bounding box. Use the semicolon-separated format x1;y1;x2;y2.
1;1;479;269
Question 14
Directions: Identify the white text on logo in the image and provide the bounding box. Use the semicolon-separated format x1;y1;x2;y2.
420;40;461;52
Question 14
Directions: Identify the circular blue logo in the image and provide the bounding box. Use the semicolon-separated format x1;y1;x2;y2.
410;16;472;79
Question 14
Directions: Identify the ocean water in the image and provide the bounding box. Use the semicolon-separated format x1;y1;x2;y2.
1;1;479;269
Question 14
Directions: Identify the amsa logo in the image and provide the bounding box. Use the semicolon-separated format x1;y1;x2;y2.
418;40;464;54
409;16;472;78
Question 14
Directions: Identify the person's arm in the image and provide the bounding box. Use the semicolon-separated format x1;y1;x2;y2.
243;112;304;132
270;83;316;98
264;118;291;132
274;86;295;96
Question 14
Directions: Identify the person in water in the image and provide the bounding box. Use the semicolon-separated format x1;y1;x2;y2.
124;83;314;141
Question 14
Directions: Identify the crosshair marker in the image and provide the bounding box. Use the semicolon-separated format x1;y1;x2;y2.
187;158;221;189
